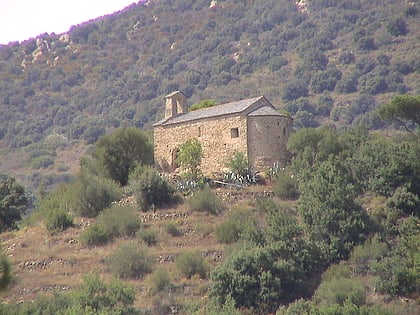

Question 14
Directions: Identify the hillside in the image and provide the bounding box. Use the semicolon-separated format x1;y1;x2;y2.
0;0;419;191
0;200;224;310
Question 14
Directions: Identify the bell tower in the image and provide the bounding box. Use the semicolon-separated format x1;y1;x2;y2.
165;91;188;119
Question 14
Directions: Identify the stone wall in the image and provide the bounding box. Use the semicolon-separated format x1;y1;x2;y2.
247;115;293;170
154;114;248;176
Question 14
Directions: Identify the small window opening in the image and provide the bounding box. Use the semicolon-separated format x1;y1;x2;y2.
198;126;201;137
283;127;287;136
231;128;239;138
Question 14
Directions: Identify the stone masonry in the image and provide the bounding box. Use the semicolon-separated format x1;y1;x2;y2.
153;91;293;177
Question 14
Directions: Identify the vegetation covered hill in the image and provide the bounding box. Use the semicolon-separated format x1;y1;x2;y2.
0;124;419;314
0;0;419;189
0;1;419;313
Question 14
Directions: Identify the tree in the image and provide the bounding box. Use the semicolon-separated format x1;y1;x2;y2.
0;174;27;232
176;138;203;180
377;95;420;132
298;157;370;263
90;127;153;186
189;99;218;111
129;165;174;211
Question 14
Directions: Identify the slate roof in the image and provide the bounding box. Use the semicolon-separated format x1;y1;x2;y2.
154;95;278;126
248;105;285;116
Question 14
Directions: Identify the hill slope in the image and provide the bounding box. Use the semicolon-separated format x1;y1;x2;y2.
0;0;419;188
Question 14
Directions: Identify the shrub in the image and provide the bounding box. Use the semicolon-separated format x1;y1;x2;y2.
284;97;316;116
79;224;110;246
147;268;172;294
356;37;375;51
315;274;366;307
315;94;334;116
338;51;355;65
165;221;181;236
80;205;140;246
176;138;203;181
75;173;121;217
130;165;174;211
350;235;388;275
387;17;408;36
282;80;309;101
372;255;418;297
336;76;358;93
106;242;154;279
386;186;419;215
404;5;418;17
176;251;209;279
0;255;12;291
272;171;299;200
38;183;76;232
75;274;137;314
215;219;241;244
210;245;305;313
187;186;224;215
45;208;73;233
189;99;218;111
96;205;140;237
29;155;54;169
137;229;159;246
293;110;319;129
227;151;248;177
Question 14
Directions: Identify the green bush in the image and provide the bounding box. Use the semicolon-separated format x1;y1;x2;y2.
350;235;388;275
386;186;419;215
210;245;306;313
0;255;12;291
96;205;140;237
75;173;121;217
189;99;218;111
37;183;76;232
165;221;181;236
272;171;299;200
175;251;209;279
79;205;140;246
79;224;110;246
372;255;418;297
387;17;408;36
75;274;137;314
147;268;172;294
227;151;249;177
137;229;159;246
45;208;73;233
106;242;154;279
215;219;241;244
315;274;366;307
29;155;55;169
187;186;224;215
129;165;175;211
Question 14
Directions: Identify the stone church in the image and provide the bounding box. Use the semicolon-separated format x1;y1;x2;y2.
153;91;293;176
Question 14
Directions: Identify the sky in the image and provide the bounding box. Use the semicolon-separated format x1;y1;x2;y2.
0;0;140;45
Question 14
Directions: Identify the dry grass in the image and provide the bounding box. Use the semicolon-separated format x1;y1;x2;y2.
0;190;251;309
